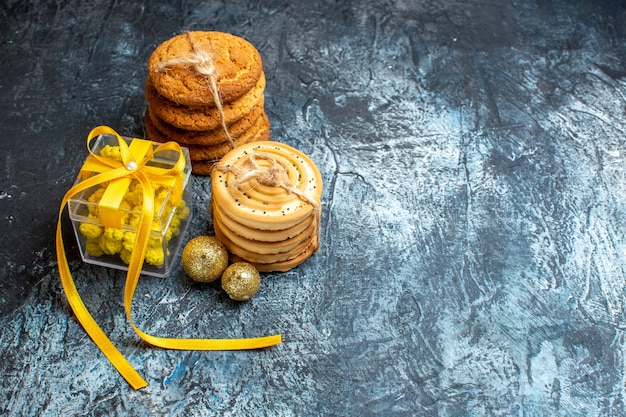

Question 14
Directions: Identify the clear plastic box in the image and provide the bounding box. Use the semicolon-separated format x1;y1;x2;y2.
68;133;192;277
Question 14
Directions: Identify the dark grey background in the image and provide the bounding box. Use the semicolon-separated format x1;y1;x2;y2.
1;0;626;415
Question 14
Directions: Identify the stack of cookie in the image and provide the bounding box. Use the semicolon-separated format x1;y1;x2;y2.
144;31;270;175
211;141;323;272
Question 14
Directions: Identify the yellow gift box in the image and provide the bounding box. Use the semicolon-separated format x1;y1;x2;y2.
67;126;192;277
57;126;280;390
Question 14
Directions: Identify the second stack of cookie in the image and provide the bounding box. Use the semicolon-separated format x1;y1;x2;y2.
211;141;323;272
144;31;270;175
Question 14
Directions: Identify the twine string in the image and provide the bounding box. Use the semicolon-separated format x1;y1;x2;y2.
155;32;234;149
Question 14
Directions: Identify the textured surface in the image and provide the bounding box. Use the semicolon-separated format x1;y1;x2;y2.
1;0;626;415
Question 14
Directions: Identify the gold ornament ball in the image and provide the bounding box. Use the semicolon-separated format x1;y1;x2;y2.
181;236;229;283
221;262;261;301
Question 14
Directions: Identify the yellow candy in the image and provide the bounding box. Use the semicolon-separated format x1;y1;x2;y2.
100;144;122;160
85;238;104;257
122;231;136;252
79;221;103;240
99;233;122;255
120;248;132;264
145;246;166;266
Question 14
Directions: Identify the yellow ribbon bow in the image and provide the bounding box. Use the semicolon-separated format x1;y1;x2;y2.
56;126;282;390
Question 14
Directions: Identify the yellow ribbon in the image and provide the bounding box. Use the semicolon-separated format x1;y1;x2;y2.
56;126;282;390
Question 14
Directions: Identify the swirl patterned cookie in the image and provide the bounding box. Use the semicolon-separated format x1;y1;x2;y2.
211;141;323;230
212;201;315;243
213;203;317;255
211;141;323;272
228;235;320;273
214;220;316;263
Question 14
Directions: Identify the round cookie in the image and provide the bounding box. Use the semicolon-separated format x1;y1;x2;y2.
147;103;265;146
148;31;263;107
214;222;318;265
211;141;323;231
145;111;270;161
228;235;319;273
212;201;315;243
211;141;322;272
182;113;270;161
213;205;317;255
146;72;266;131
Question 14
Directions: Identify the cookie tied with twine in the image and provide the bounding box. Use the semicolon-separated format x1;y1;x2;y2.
211;141;323;272
145;31;269;175
148;31;263;108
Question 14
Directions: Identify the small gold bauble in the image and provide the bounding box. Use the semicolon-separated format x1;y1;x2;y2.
221;262;261;301
181;236;228;283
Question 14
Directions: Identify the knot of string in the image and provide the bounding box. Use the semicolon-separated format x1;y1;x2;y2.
155;32;234;149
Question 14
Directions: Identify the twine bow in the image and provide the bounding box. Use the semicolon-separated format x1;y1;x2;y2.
56;126;281;390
